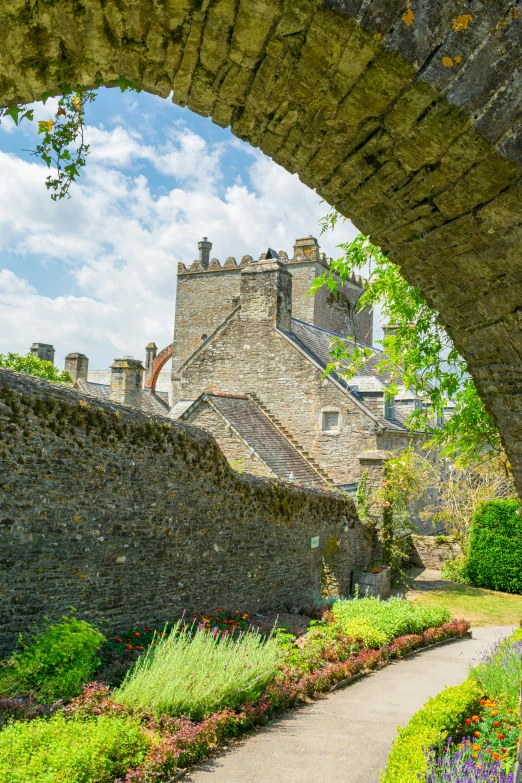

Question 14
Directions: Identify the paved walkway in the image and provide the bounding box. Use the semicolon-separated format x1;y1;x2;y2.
184;626;513;783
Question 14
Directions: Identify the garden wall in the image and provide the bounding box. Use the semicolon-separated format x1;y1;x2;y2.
408;534;462;570
0;369;374;655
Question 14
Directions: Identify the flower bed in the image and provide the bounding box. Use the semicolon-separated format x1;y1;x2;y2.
382;630;522;783
0;600;471;783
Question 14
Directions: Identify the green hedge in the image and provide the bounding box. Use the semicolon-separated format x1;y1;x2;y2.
467;499;522;594
380;679;482;783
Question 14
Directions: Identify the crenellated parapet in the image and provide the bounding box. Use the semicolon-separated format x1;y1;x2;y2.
178;254;253;275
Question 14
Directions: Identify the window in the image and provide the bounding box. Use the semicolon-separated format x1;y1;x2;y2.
436;410;444;427
384;397;395;420
414;400;423;412
322;411;340;432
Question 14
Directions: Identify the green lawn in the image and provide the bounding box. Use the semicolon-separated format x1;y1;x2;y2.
411;582;522;627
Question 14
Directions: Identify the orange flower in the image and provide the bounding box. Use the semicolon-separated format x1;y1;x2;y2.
497;733;505;740
114;637;123;643
472;745;481;752
133;631;140;637
125;644;133;650
135;645;144;651
472;715;480;723
474;731;480;738
493;721;500;727
465;718;472;725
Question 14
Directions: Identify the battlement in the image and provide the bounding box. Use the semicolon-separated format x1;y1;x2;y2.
178;235;366;289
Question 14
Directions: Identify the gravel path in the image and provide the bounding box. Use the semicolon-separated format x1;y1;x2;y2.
184;626;513;783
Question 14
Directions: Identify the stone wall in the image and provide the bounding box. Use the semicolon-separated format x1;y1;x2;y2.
0;369;373;655
409;534;462;570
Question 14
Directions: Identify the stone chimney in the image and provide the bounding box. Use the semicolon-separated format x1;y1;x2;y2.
198;237;212;269
292;235;321;261
240;248;292;331
144;342;157;385
30;343;55;364
109;357;144;407
64;352;89;381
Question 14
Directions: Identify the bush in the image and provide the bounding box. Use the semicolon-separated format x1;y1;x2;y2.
381;679;482;783
0;353;72;384
0;617;105;703
467;500;522;594
469;630;522;711
441;555;471;585
114;621;283;720
331;596;450;644
0;711;149;783
341;618;388;649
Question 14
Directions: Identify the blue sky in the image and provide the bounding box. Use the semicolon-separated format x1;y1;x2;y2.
0;88;361;369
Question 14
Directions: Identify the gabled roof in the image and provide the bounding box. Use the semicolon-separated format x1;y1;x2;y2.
180;393;328;488
281;319;407;432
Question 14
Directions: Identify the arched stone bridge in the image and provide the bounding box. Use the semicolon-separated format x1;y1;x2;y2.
1;0;521;488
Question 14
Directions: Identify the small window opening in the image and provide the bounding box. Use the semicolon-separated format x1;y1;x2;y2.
414;400;423;412
436;410;444;427
322;411;340;432
384;397;395;420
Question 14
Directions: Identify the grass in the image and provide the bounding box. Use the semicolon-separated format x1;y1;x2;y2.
0;711;149;783
114;620;284;719
410;583;522;627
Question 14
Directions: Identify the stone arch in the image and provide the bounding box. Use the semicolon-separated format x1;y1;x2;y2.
1;1;521;491
144;344;173;394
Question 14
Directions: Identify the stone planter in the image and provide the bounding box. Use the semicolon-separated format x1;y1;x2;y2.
351;567;391;599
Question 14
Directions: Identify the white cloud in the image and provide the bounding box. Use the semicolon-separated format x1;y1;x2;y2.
0;109;359;371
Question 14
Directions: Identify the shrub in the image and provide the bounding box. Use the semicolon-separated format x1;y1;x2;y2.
0;352;72;384
441;555;471;585
0;617;105;703
426;741;514;782
381;679;482;783
341;618;388;649
466;500;522;594
114;621;283;720
468;630;522;711
331;596;450;643
0;711;149;783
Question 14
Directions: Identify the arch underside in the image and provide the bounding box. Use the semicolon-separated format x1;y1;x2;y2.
1;0;521;488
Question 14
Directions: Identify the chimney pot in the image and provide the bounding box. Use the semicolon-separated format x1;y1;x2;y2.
198;237;212;269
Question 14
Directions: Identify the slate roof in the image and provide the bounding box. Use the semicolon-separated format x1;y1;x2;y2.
181;393;327;488
77;381;169;417
283;319;407;431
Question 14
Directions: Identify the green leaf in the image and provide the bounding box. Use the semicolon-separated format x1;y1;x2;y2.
41;91;55;105
5;106;21;125
61;149;71;160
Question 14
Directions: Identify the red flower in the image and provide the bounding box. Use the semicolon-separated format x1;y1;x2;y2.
125;644;133;650
135;645;144;651
493;721;500;727
497;733;505;740
474;731;480;738
133;631;140;637
465;719;472;725
114;637;123;643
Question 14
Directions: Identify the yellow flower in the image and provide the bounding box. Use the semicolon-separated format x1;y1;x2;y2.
38;119;54;133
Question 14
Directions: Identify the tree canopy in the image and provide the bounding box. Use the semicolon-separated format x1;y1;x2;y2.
0;353;73;384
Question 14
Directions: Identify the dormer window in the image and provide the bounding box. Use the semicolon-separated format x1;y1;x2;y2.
384;397;395;420
322;411;340;433
414;400;423;412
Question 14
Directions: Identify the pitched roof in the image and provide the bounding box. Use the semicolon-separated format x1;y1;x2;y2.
77;381;169;417
181;393;328;488
282;319;407;431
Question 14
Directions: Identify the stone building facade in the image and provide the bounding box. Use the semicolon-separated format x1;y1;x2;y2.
170;236;437;508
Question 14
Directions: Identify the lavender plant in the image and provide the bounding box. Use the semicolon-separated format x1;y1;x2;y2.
469;632;522;711
425;739;514;782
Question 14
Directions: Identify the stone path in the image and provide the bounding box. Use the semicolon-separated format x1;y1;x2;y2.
184;626;513;783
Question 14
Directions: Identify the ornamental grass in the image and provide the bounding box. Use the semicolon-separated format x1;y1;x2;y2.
114;621;283;720
468;630;522;711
